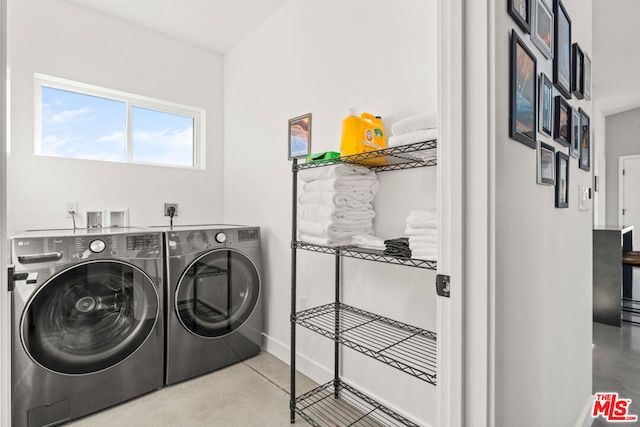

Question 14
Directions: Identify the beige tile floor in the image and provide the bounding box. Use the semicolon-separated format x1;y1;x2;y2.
67;352;316;427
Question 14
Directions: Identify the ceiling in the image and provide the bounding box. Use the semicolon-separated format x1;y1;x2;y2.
593;0;640;116
63;0;288;54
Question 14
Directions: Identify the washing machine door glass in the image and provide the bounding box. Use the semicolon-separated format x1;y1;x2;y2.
21;260;159;375
176;248;259;338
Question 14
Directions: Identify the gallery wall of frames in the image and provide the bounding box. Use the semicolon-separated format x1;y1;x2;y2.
508;0;591;209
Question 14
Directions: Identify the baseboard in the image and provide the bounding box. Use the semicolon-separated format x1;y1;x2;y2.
262;332;332;385
575;394;594;427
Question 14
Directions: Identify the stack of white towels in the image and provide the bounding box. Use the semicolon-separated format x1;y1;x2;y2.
405;210;437;261
388;112;438;162
298;164;378;247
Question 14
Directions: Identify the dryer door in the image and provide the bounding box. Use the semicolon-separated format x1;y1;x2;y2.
21;260;159;375
176;248;260;338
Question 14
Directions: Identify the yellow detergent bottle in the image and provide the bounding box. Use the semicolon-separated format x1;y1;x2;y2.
340;110;387;161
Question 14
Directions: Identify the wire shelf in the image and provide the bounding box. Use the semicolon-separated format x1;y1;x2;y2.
293;303;437;385
292;241;437;270
294;379;421;427
293;140;437;172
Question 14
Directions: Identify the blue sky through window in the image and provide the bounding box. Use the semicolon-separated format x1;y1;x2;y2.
41;86;196;167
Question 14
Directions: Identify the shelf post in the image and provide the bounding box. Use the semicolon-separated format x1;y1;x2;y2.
334;250;340;398
290;158;298;423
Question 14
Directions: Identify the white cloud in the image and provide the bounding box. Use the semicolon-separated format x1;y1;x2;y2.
97;131;125;143
45;107;92;124
133;127;193;147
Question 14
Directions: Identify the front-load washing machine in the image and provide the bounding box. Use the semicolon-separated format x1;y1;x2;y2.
10;228;164;427
162;225;262;385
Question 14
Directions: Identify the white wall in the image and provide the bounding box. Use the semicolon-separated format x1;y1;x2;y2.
604;107;640;227
7;0;225;233
223;0;438;424
493;0;593;425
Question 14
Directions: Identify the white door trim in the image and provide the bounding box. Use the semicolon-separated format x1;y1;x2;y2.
1;0;9;424
618;155;640;227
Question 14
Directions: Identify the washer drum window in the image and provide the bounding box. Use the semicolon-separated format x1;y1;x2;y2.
176;249;260;338
21;260;159;375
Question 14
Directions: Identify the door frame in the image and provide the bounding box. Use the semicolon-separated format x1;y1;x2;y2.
618;154;640;228
1;0;9;424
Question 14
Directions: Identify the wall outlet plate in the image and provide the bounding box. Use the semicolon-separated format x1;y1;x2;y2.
65;202;78;218
164;203;178;217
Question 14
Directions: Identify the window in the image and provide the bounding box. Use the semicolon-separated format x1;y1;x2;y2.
35;74;205;168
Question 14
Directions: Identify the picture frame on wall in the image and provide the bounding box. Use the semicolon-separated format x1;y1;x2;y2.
288;113;312;160
509;0;531;33
510;30;537;149
579;108;591;171
553;95;571;147
583;52;592;101
532;0;553;59
570;107;580;159
537;141;556;185
572;43;584;99
553;0;572;99
556;151;570;208
539;73;553;136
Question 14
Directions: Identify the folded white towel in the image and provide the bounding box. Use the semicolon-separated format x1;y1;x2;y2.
406;210;437;229
391;112;438;135
388;129;438;148
298;219;373;238
405;227;438;237
409;234;438;244
351;234;386;250
298;233;351;247
299;191;374;207
408;149;437;162
409;241;437;251
412;250;438;261
298;204;375;223
299;164;374;182
304;178;379;195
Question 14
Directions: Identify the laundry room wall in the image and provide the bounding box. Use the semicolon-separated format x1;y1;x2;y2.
492;0;593;425
224;0;438;424
6;0;224;233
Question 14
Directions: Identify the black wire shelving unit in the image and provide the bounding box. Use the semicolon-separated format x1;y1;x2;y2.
290;140;438;426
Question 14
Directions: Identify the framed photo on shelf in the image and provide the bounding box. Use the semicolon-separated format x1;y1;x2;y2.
539;73;553;136
579;108;591;171
553;0;572;99
537;141;556;185
556;151;570;208
510;30;537;149
570;107;580;159
572;43;584;99
509;0;531;33
288;113;312;160
553;95;571;147
583;52;592;101
532;0;553;59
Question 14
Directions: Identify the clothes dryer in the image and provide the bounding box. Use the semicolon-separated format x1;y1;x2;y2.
162;225;262;385
10;228;164;427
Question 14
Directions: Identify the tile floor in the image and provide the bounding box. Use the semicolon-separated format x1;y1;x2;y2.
67;352;316;427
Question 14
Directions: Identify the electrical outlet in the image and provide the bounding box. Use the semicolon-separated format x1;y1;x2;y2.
164;203;178;217
65;202;78;218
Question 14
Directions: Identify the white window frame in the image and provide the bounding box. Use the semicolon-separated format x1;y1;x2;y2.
34;73;206;169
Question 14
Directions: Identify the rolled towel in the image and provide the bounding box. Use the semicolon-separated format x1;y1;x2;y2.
298;219;373;238
391;112;438;135
298;204;375;223
351;234;386;251
299;163;374;182
304;178;379;195
388;128;438;148
299;190;374;206
298;233;351;248
411;249;437;261
406;210;437;229
405;227;438;237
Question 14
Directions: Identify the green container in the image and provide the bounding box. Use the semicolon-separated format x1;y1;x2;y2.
306;151;341;165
